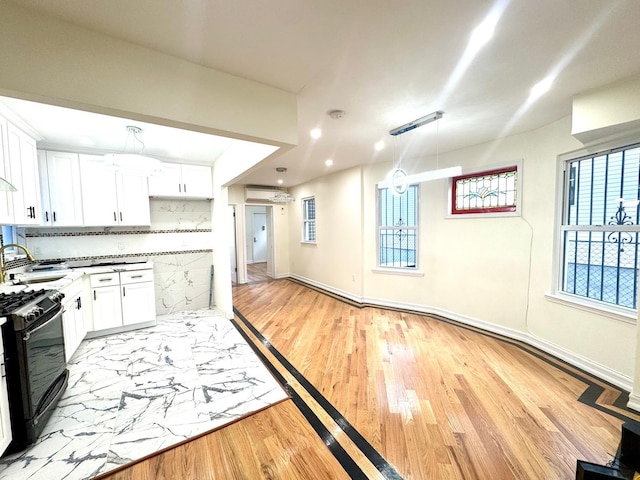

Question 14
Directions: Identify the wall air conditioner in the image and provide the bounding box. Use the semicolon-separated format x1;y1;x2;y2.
245;185;281;202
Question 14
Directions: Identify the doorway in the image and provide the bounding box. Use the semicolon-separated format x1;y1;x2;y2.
244;205;273;283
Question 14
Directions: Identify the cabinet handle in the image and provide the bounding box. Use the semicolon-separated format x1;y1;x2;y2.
130;274;143;279
45;211;49;222
99;278;114;282
184;183;187;193
120;212;123;222
76;297;81;310
31;206;36;218
178;183;182;193
113;212;117;221
122;286;126;297
93;290;96;301
53;211;57;222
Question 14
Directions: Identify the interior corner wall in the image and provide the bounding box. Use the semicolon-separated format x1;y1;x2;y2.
288;167;364;297
290;115;638;389
0;2;297;146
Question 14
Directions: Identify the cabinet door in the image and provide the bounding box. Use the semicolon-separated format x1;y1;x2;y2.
147;162;182;197
181;164;213;198
117;173;150;226
91;285;123;331
0;118;14;224
79;154;119;226
8;123;40;225
43;151;83;226
61;299;76;363
121;281;156;326
62;293;85;361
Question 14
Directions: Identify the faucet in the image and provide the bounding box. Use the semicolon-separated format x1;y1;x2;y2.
0;244;35;284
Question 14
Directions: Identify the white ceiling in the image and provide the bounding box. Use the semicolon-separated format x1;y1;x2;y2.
5;0;640;188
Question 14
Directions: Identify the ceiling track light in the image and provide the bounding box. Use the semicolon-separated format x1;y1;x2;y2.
389;110;444;136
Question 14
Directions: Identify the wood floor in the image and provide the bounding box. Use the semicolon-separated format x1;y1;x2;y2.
247;262;270;283
101;279;640;479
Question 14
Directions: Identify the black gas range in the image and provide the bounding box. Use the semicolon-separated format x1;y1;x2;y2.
0;288;68;454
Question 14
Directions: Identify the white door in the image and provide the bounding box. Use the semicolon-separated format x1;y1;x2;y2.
252;212;267;263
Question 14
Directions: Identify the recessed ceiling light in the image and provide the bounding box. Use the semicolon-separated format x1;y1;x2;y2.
374;141;385;151
325;159;333;167
310;128;322;139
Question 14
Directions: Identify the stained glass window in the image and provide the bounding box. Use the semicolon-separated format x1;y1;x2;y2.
451;166;518;214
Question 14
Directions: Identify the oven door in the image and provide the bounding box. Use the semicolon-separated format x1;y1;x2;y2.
23;307;67;423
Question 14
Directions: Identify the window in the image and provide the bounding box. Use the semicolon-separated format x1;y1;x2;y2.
1;225;16;251
378;184;418;268
302;197;316;243
451;165;518;215
560;143;640;310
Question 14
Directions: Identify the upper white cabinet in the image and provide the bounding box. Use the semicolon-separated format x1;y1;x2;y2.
0;118;14;225
6;123;40;225
148;163;213;199
38;150;84;227
79;154;150;227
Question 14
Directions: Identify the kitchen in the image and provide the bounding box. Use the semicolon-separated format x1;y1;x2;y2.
0;97;290;477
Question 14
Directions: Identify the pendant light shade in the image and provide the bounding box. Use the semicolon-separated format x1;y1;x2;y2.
0;177;17;192
104;126;164;176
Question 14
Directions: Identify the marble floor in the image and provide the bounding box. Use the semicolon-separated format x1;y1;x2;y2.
0;309;288;480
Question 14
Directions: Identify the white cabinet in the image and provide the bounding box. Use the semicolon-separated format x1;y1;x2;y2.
89;269;156;334
121;270;157;326
61;278;86;362
38;150;84;226
0;327;12;455
7;123;40;225
148;163;213;199
79;154;150;226
0;118;14;224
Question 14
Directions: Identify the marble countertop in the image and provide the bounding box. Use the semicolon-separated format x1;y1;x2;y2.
0;262;154;292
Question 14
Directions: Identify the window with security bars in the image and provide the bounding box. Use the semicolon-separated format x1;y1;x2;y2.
378;184;418;268
451;166;518;214
560;143;640;310
302;197;316;243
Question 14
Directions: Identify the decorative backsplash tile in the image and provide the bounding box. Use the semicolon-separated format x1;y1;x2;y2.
3;199;215;313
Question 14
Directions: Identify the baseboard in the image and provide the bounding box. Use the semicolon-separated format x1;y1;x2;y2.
286;274;634;392
627;393;640;413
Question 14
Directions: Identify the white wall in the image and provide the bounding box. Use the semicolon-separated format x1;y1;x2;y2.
0;2;297;147
287;115;637;391
289;167;363;296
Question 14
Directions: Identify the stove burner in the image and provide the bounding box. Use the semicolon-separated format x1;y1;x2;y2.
0;290;48;315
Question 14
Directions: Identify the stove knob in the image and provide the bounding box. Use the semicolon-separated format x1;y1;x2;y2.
35;306;45;317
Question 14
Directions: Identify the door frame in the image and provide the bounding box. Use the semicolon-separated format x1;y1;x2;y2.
234;204;275;284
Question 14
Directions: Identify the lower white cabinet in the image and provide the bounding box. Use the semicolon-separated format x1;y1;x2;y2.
90;269;156;334
61;278;86;362
0;327;12;455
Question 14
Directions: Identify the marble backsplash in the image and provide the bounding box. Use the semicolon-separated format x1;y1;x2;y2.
22;199;214;314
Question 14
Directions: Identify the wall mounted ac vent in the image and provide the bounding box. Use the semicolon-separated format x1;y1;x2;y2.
245;185;281;202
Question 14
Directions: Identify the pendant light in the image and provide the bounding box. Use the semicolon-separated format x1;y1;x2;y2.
379;111;461;194
104;125;164;176
270;167;295;203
